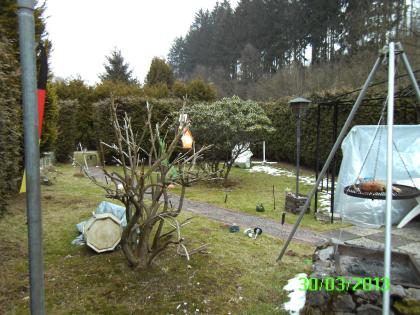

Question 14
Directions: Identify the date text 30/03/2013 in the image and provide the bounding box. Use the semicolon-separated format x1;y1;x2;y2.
299;277;390;292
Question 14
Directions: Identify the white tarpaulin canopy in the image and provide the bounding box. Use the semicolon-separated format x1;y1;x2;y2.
335;125;420;228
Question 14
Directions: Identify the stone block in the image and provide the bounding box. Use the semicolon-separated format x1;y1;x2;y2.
332;294;356;312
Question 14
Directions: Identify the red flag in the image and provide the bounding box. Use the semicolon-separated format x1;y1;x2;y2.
20;45;48;193
36;45;48;138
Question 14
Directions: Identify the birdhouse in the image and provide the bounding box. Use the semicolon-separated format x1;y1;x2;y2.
181;128;193;149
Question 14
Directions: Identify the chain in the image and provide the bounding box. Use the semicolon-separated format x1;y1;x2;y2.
393;140;418;188
354;51;417;189
373;112;385;180
354;98;388;184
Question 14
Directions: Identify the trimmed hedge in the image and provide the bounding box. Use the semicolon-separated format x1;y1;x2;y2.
259;92;419;171
94;97;185;163
55;87;419;172
55;100;78;162
40;83;59;153
0;39;21;214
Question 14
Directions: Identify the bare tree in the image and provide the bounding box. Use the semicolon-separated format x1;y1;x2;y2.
84;97;212;267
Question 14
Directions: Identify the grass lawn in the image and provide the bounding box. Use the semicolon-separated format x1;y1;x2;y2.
0;165;314;314
172;161;345;232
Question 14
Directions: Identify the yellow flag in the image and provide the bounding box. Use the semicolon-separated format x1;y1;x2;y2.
20;170;27;193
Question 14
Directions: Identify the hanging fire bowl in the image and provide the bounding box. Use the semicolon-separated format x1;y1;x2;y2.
344;183;420;200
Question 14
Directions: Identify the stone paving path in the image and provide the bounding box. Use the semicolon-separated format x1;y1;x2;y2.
168;194;327;246
86;167;420;259
86;167;326;245
170;195;420;262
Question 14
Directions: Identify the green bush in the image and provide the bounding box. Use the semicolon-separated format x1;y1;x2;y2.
55;100;78;162
143;83;170;99
94;96;184;163
0;39;21;214
40;83;59;153
187;96;274;181
145;57;175;87
186;78;217;101
171;80;187;99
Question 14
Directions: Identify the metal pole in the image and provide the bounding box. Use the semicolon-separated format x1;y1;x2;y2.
383;42;395;315
296;111;301;196
314;104;321;214
263;141;266;164
277;55;383;262
397;43;420;101
17;1;45;314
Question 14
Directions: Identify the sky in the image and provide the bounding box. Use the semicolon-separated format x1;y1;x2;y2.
45;1;238;85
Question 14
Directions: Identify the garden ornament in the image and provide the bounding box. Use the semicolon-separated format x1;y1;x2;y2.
244;228;254;238
229;223;240;233
253;227;262;239
181;128;193;149
256;203;265;212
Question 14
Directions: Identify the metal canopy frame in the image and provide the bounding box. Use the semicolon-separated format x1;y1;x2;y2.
313;73;419;224
276;42;420;315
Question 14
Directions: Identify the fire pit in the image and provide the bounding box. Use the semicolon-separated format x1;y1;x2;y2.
335;244;420;288
302;243;420;314
344;184;420;200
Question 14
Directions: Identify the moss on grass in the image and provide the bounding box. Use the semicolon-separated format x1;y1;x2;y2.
0;164;314;314
172;163;346;232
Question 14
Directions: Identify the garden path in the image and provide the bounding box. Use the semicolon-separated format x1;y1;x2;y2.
86;167;420;259
86;166;327;245
168;194;327;245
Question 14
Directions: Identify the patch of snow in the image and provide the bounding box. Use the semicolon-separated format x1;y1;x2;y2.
251;161;278;165
248;165;336;213
283;273;307;315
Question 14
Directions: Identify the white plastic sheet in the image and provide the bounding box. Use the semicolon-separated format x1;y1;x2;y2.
335;125;420;228
232;143;253;169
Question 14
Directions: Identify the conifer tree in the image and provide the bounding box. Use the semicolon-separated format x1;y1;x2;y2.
55;100;78;162
99;49;137;84
145;57;175;87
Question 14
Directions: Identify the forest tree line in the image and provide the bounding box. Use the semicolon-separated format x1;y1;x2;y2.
168;0;420;98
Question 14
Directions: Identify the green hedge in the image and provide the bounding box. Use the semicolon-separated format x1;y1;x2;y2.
259;92;419;171
40;83;59;153
94;96;185;163
0;39;21;215
55;88;419;172
55;100;78;162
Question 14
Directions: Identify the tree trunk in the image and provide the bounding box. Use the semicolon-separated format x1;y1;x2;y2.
223;162;233;185
121;237;140;267
137;226;152;267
